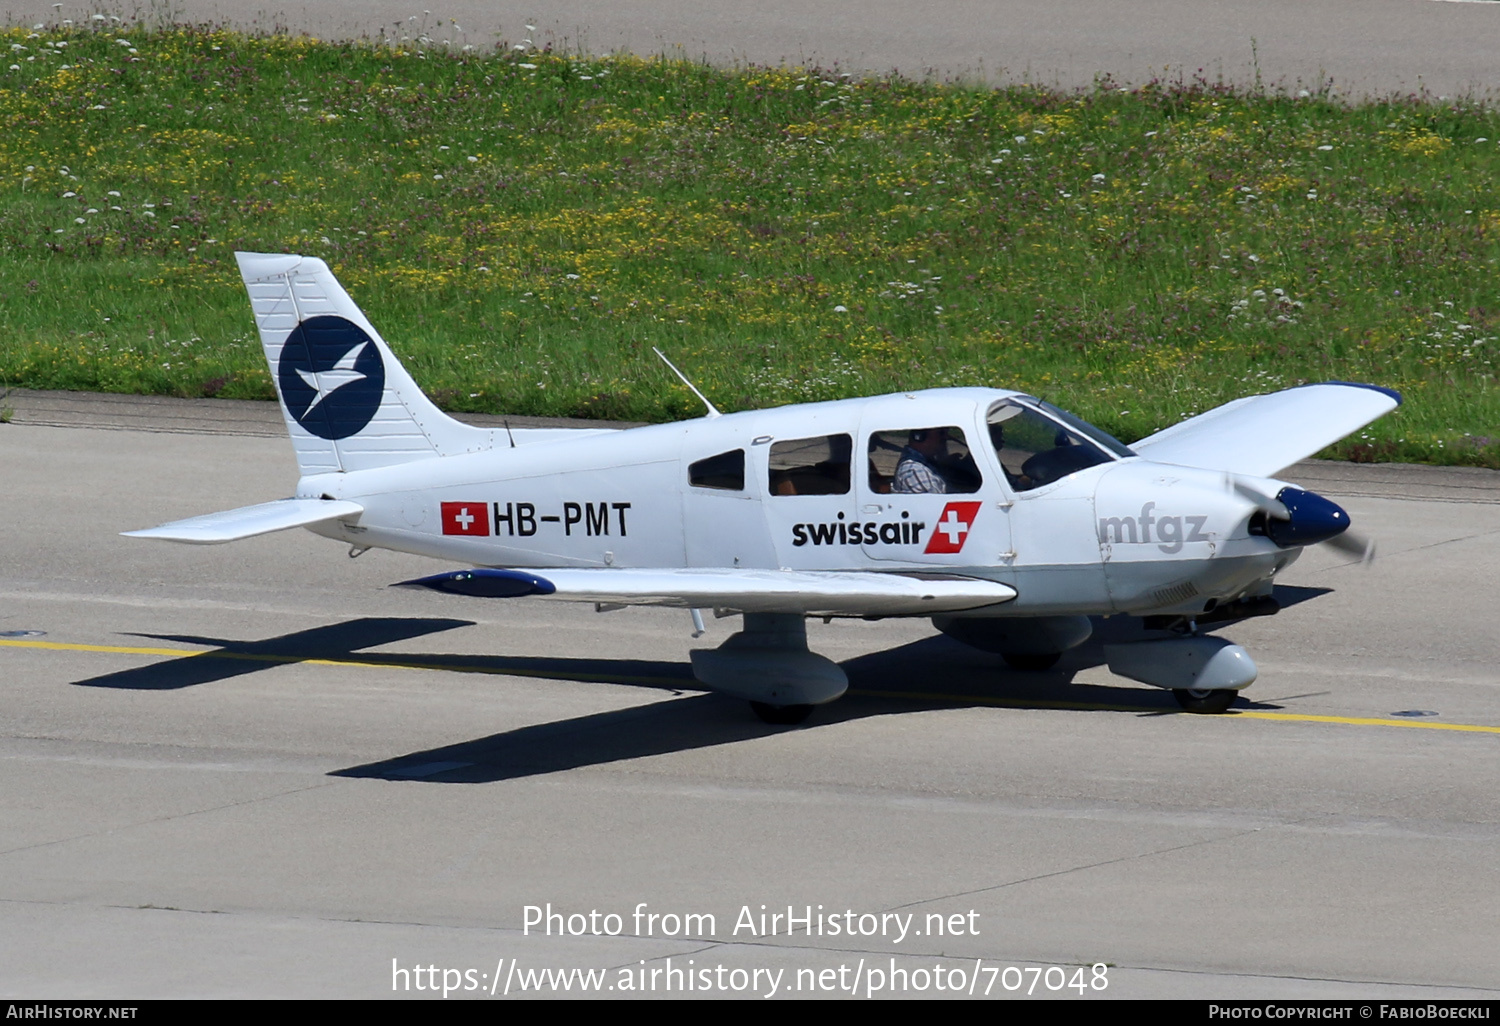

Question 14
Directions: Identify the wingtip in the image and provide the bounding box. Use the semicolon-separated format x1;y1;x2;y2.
1312;381;1403;407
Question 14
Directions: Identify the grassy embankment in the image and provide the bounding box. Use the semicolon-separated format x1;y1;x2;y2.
0;24;1497;464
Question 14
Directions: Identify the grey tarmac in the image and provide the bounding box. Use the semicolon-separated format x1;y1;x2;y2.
1;392;1498;998
8;0;1500;98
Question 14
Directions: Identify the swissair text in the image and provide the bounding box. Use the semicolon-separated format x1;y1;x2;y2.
792;512;926;547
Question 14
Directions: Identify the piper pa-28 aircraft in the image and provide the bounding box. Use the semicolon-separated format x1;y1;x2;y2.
127;252;1400;724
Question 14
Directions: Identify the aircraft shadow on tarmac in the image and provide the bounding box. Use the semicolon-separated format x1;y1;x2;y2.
325;631;1285;785
71;617;482;691
330;585;1331;785
66;588;1331;782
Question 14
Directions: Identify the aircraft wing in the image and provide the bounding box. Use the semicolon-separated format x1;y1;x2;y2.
123;498;365;544
398;567;1017;617
1129;382;1401;478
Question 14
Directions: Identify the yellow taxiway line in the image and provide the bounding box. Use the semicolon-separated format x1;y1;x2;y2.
0;637;688;687
5;637;1499;735
847;686;1500;733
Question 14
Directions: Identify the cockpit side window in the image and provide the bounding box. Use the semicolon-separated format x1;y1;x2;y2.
867;427;981;494
987;399;1114;492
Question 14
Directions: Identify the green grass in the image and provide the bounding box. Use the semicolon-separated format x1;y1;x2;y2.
0;22;1498;465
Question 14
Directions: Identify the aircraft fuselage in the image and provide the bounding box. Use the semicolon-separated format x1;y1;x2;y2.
299;387;1295;619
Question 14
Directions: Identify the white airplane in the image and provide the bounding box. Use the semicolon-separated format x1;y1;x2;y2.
126;252;1400;723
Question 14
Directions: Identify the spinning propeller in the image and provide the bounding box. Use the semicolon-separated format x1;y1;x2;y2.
1228;475;1375;565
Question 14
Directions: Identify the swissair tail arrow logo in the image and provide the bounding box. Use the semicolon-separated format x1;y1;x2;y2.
924;502;982;554
441;502;490;537
277;315;385;440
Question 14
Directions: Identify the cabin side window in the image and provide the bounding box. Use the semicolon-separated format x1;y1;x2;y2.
688;449;746;491
767;434;851;496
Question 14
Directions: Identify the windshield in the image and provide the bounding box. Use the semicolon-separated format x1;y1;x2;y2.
987;398;1130;492
1034;399;1136;458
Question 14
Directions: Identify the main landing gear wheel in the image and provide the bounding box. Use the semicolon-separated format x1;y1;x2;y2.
1001;651;1062;672
750;701;815;726
1172;688;1238;714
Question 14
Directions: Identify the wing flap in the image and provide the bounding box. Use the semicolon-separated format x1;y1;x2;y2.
398;567;1017;616
1131;382;1400;478
123;498;364;544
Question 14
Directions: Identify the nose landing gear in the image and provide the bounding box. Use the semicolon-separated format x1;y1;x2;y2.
1171;687;1239;714
750;701;816;725
1103;632;1257;714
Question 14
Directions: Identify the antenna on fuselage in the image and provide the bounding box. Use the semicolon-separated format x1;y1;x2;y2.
652;347;721;419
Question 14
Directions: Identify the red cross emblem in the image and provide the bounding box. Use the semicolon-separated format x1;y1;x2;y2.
441;502;490;536
924;502;981;554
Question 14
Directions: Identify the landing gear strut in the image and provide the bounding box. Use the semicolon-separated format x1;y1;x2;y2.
690;613;847;726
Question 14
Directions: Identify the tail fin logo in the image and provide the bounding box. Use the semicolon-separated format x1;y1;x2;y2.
277;315;385;440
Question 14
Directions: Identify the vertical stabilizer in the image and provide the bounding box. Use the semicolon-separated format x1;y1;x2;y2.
236;251;495;475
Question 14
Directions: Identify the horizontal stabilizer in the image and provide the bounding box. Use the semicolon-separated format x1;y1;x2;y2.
1131;382;1401;478
123;498;364;544
397;567;1017;616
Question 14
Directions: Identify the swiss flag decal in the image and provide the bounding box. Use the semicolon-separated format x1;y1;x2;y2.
924;501;982;554
441;501;490;536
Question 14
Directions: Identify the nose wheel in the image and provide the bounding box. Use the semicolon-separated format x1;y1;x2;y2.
750;701;814;725
1001;651;1062;672
1172;688;1238;714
